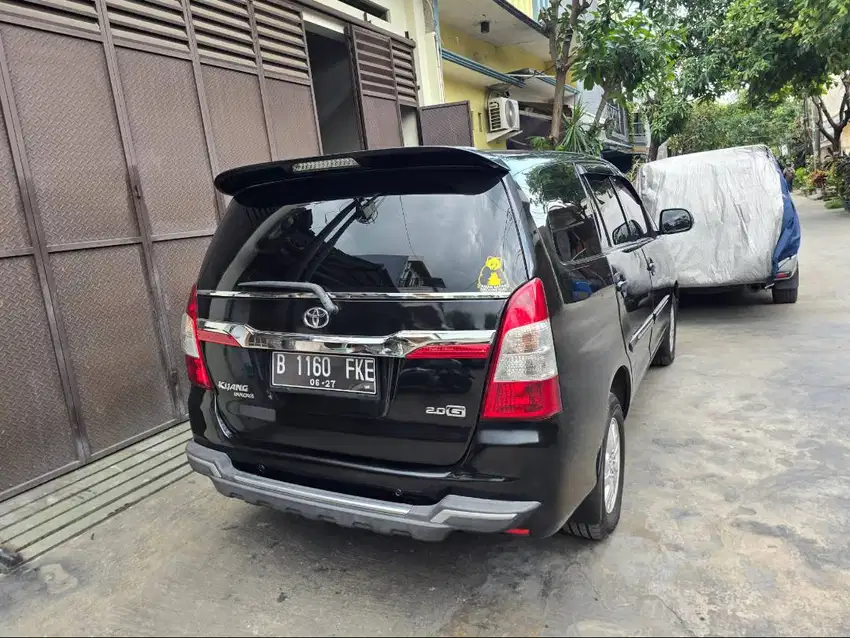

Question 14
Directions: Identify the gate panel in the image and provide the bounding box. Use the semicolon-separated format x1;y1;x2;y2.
202;64;270;171
153;237;210;407
418;101;474;146
50;245;172;453
0;257;76;496
1;25;137;246
0;97;27;254
264;78;319;159
116;48;217;237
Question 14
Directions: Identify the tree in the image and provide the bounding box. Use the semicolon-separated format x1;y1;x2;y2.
539;0;594;141
573;4;679;128
716;0;850;155
666;97;799;155
636;83;691;159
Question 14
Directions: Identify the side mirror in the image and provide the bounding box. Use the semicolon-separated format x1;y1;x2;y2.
659;208;694;234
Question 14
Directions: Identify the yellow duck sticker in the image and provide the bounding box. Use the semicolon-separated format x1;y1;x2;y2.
477;256;511;292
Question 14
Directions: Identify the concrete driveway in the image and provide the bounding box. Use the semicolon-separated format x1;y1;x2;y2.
2;197;849;637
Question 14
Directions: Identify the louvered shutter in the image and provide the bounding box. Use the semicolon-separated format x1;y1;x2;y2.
0;0;100;34
189;0;257;69
106;0;190;52
348;25;403;149
252;0;320;159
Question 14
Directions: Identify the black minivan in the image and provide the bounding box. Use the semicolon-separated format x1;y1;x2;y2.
184;147;692;541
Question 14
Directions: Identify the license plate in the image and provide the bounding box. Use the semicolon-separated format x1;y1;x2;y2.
270;352;377;395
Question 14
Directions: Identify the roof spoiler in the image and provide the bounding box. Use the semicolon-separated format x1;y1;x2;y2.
214;146;509;196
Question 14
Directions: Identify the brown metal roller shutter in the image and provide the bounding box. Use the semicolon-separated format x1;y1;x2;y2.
418;101;475;147
348;25;402;149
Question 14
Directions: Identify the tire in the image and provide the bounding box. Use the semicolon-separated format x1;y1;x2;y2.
651;295;677;367
772;269;799;304
772;286;798;304
562;393;625;541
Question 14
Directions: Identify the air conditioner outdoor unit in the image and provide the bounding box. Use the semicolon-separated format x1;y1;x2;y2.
487;97;521;141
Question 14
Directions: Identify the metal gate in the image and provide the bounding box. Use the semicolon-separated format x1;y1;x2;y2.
0;0;415;500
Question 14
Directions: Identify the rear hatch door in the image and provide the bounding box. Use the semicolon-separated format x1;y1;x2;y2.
196;149;529;467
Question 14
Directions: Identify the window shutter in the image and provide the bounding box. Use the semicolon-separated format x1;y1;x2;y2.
106;0;189;52
391;40;417;106
0;0;100;34
189;0;256;69
252;0;310;83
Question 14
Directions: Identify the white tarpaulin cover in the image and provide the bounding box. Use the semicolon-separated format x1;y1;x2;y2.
637;145;785;287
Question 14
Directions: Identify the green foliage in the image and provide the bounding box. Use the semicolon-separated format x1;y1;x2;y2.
530;100;603;155
832;155;850;200
666;97;798;155
794;166;809;186
713;0;850;137
824;199;844;209
573;3;680;124
523;160;584;210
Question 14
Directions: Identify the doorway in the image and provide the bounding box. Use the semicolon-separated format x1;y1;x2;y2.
306;27;362;154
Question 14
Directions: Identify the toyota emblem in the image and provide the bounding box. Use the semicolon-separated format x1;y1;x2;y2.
303;306;330;330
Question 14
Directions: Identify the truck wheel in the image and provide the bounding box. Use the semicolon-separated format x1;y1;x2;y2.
772;270;799;304
651;295;677;367
562;393;625;541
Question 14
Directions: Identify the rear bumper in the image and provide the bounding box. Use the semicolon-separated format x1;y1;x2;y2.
187;440;540;541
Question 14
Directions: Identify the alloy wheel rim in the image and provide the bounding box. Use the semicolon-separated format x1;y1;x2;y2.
603;417;621;514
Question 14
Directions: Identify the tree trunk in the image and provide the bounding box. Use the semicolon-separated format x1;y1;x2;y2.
648;138;659;161
549;68;568;140
592;90;610;128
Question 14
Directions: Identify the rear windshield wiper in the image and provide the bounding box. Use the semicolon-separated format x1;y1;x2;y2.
236;280;339;314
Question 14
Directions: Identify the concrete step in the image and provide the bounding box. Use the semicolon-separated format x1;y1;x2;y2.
0;423;192;571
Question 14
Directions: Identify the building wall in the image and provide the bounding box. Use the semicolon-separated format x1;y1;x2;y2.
439;23;549;149
313;0;443;105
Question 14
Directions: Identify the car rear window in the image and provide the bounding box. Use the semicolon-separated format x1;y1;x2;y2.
199;170;527;294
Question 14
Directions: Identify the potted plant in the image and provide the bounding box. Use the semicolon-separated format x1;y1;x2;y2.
808;169;828;198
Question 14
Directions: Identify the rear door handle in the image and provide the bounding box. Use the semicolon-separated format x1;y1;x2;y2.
614;275;627;293
647;258;656;274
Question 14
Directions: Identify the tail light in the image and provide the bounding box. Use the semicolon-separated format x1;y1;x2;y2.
482;278;561;420
181;285;212;389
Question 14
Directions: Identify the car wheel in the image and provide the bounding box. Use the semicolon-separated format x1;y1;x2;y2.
562;393;625;541
651;295;677;367
772;270;799;304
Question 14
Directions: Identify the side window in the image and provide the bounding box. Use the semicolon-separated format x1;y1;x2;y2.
585;175;630;246
513;161;602;262
611;177;650;241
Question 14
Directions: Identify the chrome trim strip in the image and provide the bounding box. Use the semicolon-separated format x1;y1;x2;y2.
197;319;495;357
651;294;671;318
628;294;671;350
196;289;512;301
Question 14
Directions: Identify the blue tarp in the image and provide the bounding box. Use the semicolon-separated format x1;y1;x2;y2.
772;160;802;275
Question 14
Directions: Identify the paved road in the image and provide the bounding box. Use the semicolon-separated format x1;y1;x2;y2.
2;197;849;637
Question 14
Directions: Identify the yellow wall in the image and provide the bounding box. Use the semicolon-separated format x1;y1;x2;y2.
440;23;549;149
506;0;534;18
440;24;549;74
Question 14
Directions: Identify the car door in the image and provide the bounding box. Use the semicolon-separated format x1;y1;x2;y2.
583;172;655;381
609;176;676;357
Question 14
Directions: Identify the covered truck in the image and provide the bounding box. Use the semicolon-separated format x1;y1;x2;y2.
637;145;801;303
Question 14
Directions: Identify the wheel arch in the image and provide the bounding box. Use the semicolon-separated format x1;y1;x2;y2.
610;366;632;417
